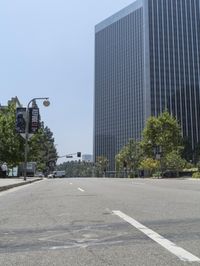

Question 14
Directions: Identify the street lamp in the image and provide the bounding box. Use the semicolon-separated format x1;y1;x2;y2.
24;97;50;181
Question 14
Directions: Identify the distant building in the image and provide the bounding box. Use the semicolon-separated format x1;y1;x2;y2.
94;0;200;170
0;96;21;110
82;154;93;162
7;97;22;107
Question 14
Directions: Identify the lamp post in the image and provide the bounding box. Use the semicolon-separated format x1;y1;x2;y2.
24;97;50;181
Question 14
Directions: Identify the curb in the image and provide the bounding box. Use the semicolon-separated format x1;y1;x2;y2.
0;178;43;192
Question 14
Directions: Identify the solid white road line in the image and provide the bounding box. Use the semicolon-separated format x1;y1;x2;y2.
78;187;84;192
113;210;200;263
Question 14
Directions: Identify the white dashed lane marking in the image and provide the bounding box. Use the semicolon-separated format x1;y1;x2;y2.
78;187;84;192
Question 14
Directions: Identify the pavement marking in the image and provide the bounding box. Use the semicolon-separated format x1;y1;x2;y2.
48;240;123;251
113;210;200;263
78;187;85;192
57;213;69;217
70;183;73;185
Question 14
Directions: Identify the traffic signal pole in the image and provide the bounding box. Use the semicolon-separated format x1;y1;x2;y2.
56;152;81;159
23;97;50;181
24;106;29;181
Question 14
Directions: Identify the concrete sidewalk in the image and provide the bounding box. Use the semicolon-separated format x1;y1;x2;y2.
0;177;43;192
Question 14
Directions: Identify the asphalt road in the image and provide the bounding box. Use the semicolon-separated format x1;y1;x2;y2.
0;178;200;266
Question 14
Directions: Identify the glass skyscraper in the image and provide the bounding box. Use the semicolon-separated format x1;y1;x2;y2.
94;0;200;170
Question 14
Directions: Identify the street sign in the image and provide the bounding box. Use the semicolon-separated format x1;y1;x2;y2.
20;133;34;140
29;108;40;133
16;107;26;133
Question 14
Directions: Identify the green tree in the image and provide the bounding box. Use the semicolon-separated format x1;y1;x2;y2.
163;150;186;177
0;101;56;175
29;123;57;173
96;156;109;177
141;111;183;159
139;158;160;177
115;139;142;177
57;161;94;177
0;104;24;166
115;150;126;175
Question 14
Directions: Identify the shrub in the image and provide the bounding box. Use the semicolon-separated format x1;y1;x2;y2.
128;172;135;178
192;172;200;179
152;171;161;178
183;167;198;172
139;158;160;176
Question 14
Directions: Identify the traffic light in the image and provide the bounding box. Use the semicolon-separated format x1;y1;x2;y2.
77;152;81;157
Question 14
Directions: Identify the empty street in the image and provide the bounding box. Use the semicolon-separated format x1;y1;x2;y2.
0;178;200;266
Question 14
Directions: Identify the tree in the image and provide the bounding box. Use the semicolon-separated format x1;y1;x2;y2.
57;161;94;177
139;158;160;177
115;151;126;175
141;111;183;159
96;156;109;177
115;139;142;177
0;104;24;166
0;101;56;175
163;150;186;177
28;123;57;173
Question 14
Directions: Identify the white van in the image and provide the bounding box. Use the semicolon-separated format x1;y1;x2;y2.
53;171;65;178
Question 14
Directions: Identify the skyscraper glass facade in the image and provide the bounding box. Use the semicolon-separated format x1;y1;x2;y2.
148;0;200;149
94;0;200;169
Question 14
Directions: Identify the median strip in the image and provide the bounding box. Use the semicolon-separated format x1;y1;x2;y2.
113;210;200;263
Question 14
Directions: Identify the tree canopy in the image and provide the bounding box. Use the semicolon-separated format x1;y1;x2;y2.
115;139;142;177
96;156;109;176
57;161;94;177
0;102;57;173
29;123;57;172
141;111;183;159
0;104;24;166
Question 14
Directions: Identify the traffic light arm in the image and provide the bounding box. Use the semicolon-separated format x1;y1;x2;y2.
54;152;81;159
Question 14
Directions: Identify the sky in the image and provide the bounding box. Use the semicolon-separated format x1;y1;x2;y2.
0;0;134;163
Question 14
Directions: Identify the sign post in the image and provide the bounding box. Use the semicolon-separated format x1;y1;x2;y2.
16;98;50;180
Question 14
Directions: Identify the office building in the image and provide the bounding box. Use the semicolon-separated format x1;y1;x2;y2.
82;154;93;163
94;0;200;169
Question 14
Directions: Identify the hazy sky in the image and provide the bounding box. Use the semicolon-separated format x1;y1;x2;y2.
0;0;134;163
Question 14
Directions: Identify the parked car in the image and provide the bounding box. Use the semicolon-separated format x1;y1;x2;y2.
36;172;44;177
